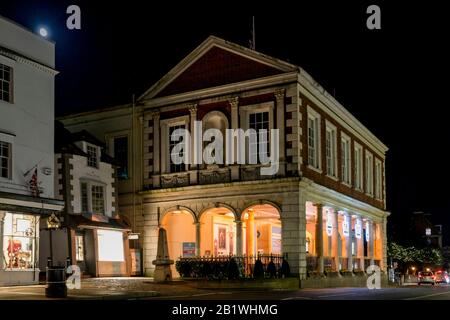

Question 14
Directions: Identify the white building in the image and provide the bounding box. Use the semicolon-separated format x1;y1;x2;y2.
0;16;64;285
39;123;131;277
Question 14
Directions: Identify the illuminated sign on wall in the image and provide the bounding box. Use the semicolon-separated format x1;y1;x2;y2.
355;219;362;239
326;212;333;236
343;215;350;237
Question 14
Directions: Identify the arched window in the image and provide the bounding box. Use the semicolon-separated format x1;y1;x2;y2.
201;111;229;167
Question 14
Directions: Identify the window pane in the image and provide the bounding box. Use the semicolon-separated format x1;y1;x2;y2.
91;185;105;214
114;136;128;180
87;145;98;168
81;182;88;212
169;124;186;173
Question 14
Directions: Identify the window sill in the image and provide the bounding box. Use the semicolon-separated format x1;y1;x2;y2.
307;165;322;174
4;268;39;272
341;182;352;188
326;174;339;181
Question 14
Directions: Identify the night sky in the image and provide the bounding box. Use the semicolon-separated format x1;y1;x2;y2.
1;1;449;243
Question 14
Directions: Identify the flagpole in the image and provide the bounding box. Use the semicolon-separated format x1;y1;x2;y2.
252;16;255;50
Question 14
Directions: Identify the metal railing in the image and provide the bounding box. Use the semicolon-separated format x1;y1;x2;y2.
176;253;285;278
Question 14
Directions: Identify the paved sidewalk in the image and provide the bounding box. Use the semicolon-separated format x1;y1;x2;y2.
0;277;165;300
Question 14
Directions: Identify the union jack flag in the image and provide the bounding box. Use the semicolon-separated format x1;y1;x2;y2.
29;168;40;197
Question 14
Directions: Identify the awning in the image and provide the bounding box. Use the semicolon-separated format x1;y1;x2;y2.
68;214;131;231
0;191;64;215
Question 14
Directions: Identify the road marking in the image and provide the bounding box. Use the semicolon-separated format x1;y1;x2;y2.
282;296;312;300
404;290;450;300
318;292;356;298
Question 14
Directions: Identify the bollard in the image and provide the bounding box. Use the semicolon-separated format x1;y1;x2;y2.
45;265;67;298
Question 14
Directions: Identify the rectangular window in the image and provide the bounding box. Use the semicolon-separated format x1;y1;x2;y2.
354;144;363;190
169;124;186;173
341;134;351;185
249;111;270;162
325;124;337;177
113;136;129;180
91;185;105;214
365;151;374;195
75;235;84;261
81;182;89;212
307;111;320;169
2;213;37;270
86;144;99;168
0;141;11;179
375;159;383;199
0;64;12;103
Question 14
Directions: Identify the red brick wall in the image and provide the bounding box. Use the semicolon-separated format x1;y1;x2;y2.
299;93;385;210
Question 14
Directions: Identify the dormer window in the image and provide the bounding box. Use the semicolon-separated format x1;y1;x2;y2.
86;144;99;168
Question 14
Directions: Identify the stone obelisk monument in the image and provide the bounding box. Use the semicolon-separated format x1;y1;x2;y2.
152;228;174;282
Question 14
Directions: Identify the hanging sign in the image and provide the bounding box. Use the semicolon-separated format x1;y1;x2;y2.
343;215;350;237
47;213;60;229
355;219;362;239
326;212;333;236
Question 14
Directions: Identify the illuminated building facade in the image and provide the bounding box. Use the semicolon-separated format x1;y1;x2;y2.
60;36;389;283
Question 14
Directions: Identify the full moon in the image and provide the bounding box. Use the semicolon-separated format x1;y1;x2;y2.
39;27;48;37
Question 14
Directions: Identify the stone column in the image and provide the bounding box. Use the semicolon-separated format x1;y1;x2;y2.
346;213;353;271
356;216;364;270
229;97;240;181
152;111;161;188
195;222;201;256
188;103;198;184
314;203;324;274
235;220;243;256
246;209;255;256
333;209;339;271
369;220;375;267
274;89;286;176
0;211;5;269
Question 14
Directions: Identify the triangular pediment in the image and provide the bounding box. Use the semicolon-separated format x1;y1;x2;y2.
139;36;297;101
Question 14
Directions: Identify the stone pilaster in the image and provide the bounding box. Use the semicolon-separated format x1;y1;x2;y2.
143;204;159;276
152;111;161;188
275;89;286;176
188;103;198;184
229;97;240;181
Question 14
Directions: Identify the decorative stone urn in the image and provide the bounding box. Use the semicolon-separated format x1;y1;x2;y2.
152;228;174;282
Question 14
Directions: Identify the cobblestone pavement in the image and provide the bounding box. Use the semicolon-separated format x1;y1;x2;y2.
0;277;202;300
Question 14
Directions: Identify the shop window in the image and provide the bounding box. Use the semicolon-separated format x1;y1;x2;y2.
97;230;124;262
2;213;37;270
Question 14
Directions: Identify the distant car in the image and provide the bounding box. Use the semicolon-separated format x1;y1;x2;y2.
434;270;450;284
418;271;435;285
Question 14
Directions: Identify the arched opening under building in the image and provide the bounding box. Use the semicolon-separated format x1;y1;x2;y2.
200;207;236;257
160;209;196;276
241;204;282;256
